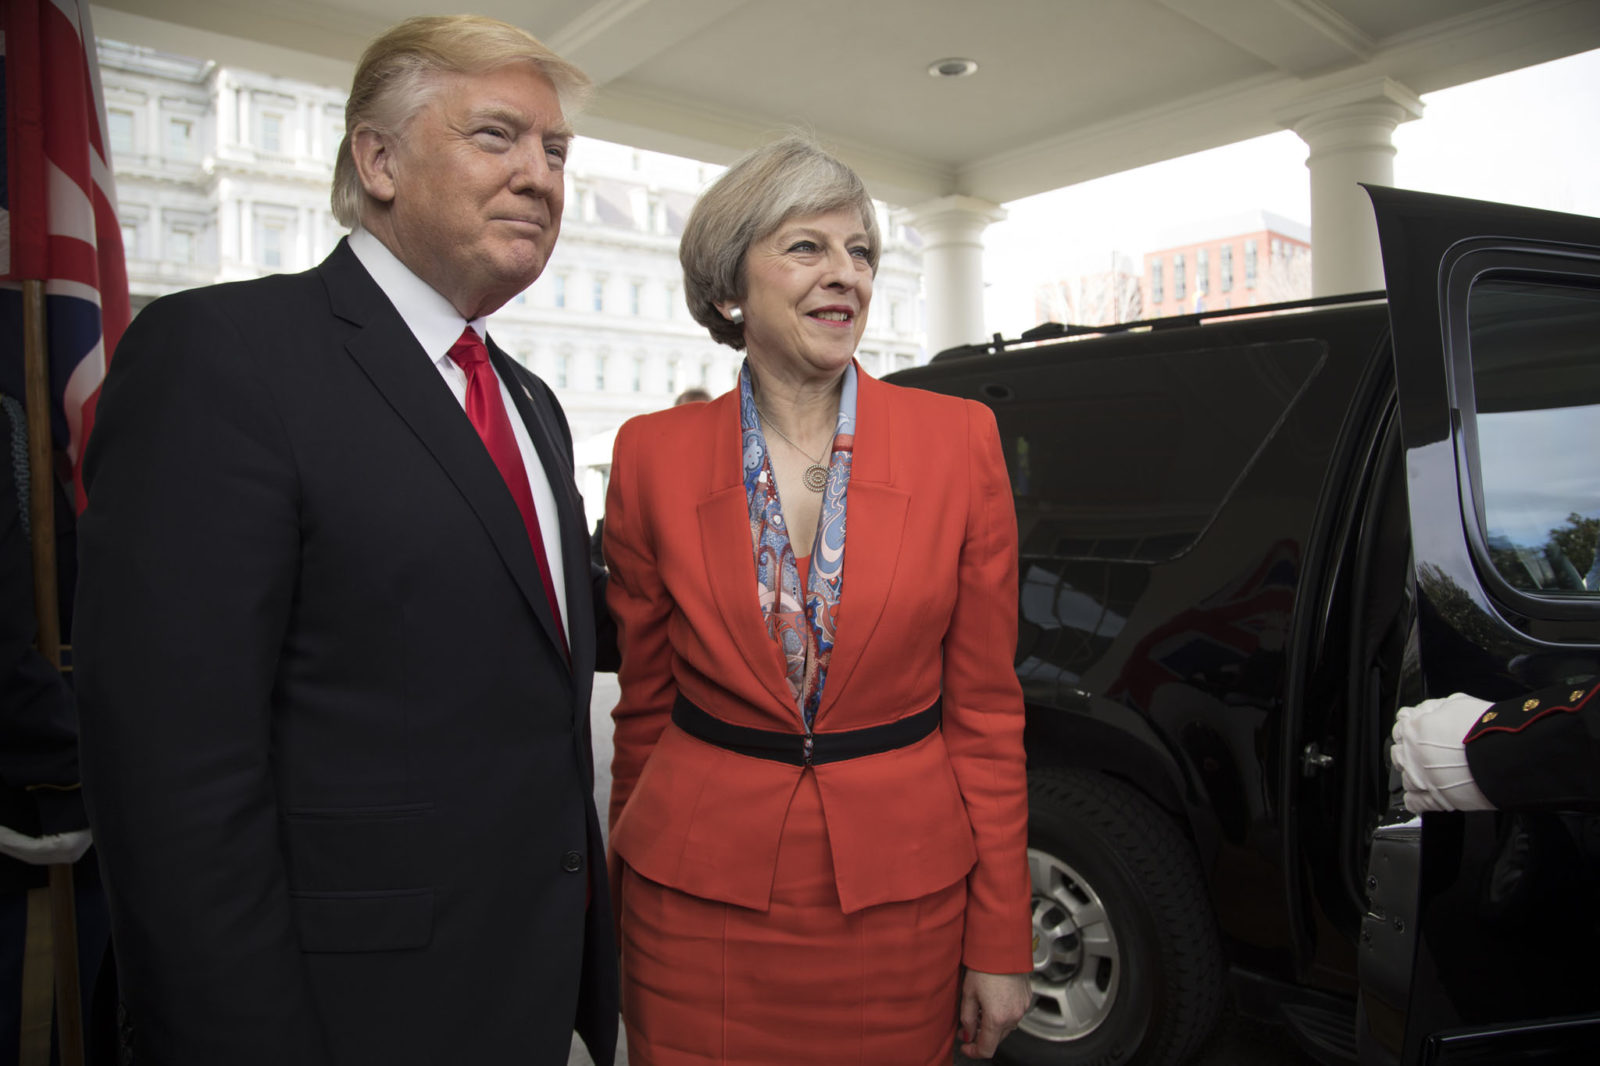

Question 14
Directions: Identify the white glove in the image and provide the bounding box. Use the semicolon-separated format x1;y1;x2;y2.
1390;693;1497;813
0;824;93;866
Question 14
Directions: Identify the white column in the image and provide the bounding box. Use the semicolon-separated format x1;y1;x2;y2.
904;195;1005;357
298;205;314;269
215;72;235;152
238;199;254;268
1280;78;1423;296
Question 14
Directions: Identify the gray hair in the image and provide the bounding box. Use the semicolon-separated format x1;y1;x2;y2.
331;15;592;228
679;134;881;350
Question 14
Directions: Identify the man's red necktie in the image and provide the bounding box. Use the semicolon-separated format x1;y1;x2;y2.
448;326;568;658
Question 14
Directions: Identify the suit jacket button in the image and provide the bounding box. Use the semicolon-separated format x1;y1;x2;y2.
561;850;583;873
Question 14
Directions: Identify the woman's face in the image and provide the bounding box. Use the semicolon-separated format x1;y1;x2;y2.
727;207;873;387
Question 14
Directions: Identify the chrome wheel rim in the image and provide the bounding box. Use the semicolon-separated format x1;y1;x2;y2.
1020;847;1121;1042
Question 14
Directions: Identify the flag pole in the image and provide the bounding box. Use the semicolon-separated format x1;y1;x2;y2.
20;276;86;1066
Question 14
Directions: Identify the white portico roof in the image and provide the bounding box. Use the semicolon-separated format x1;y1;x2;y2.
90;0;1600;209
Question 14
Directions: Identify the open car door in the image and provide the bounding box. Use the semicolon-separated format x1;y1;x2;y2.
1359;186;1600;1064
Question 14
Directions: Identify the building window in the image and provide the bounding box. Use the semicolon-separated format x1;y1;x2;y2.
325;109;345;161
166;228;193;263
629;282;643;316
628;188;649;231
107;109;134;156
1221;244;1234;292
1150;258;1164;305
259;223;284;268
1245;240;1258;289
592;278;605;312
166;117;195;160
260;112;283;154
665;284;679;319
1196;248;1209;295
554;353;569;389
666;358;678;395
631;357;644;392
594;356;606;391
1173;253;1187;303
552;275;567;309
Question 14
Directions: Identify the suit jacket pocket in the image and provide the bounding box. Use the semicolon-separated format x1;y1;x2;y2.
291;888;434;953
282;802;434;892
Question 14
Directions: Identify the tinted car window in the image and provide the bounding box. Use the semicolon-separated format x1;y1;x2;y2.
1466;277;1600;597
996;337;1325;692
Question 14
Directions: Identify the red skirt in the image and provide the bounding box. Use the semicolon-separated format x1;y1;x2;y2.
619;770;966;1065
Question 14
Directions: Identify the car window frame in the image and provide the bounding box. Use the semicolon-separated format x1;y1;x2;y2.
1440;239;1600;625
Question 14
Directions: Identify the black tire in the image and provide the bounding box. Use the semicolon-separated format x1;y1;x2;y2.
998;769;1224;1066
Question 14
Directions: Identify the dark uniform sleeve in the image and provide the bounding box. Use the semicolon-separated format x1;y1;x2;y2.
1463;681;1600;811
0;400;86;848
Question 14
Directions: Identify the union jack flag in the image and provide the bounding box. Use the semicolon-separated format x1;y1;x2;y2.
1;0;128;505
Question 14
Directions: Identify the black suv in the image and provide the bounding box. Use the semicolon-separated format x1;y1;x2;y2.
889;187;1599;1066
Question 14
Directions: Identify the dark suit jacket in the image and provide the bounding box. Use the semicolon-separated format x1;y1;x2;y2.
74;241;618;1066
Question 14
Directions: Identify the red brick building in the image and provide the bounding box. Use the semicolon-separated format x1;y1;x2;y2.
1143;211;1311;317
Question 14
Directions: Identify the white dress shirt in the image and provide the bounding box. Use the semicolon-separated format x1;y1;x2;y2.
348;228;569;642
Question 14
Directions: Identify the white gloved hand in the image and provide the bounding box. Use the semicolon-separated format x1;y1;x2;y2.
0;824;93;866
1390;693;1497;813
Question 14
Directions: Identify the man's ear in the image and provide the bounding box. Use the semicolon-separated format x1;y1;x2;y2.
352;127;397;204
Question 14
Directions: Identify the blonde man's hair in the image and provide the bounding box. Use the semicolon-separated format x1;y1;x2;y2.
331;15;592;228
679;134;881;350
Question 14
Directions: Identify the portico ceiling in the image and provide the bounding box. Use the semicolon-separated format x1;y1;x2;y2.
91;0;1600;208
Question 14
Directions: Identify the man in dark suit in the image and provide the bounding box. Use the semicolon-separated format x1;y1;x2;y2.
73;16;616;1065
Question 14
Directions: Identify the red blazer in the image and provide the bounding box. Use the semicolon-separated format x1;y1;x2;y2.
604;368;1030;974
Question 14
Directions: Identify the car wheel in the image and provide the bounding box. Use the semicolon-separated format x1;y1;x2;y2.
1000;769;1223;1066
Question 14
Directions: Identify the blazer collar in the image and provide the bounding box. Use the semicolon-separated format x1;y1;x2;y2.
814;371;908;716
493;344;594;677
700;362;895;489
319;241;575;673
695;365;910;720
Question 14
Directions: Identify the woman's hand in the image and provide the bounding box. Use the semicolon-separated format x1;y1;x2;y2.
958;969;1031;1059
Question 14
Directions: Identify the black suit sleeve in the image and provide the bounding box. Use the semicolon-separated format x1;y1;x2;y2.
1464;681;1600;811
74;295;332;1064
0;402;85;838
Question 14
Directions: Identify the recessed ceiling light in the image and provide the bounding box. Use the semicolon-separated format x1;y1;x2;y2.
928;57;978;78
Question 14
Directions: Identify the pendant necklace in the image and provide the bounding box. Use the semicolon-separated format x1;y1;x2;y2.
757;405;831;492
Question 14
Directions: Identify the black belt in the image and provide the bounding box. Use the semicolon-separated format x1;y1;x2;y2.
671;694;941;767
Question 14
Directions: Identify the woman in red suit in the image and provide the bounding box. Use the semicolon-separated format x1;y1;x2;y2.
604;135;1031;1064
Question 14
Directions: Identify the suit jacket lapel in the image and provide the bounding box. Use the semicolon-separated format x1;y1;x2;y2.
696;394;798;714
320;243;568;666
489;338;591;677
816;371;909;720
